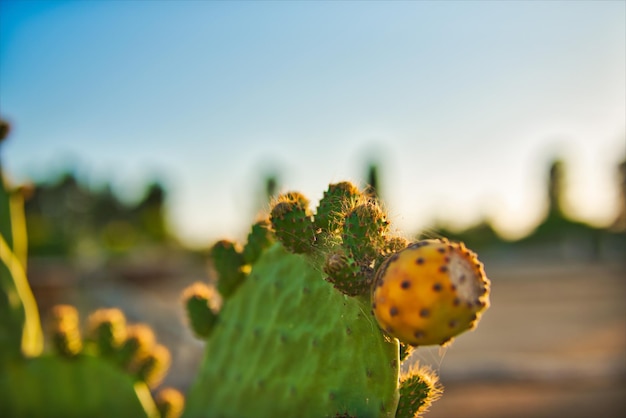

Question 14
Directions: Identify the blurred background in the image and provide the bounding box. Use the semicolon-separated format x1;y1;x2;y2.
1;1;624;417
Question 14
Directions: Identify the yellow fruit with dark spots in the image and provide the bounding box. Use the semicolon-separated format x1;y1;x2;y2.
371;239;490;346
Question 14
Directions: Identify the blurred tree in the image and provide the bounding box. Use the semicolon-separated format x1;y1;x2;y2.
133;182;168;242
610;159;626;232
24;173;172;257
427;221;504;251
364;161;380;200
0;118;10;144
548;159;566;218
265;173;279;202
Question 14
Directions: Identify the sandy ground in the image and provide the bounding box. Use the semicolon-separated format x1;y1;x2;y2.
31;256;626;417
411;258;626;418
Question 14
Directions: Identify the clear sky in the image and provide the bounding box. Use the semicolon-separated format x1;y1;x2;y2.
1;0;624;246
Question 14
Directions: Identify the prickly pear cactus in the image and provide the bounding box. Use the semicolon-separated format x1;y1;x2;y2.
0;302;183;418
183;181;491;418
0;122;183;418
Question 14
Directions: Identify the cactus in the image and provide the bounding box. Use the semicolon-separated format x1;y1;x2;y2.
0;304;178;418
2;117;491;416
0;122;182;418
183;182;491;417
0;165;43;360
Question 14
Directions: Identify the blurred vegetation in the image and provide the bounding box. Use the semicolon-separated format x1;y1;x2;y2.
426;156;626;260
3;113;625;264
23;173;172;258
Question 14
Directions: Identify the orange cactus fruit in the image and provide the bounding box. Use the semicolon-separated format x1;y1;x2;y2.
371;239;490;346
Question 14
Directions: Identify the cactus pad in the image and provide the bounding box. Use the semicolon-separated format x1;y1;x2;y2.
184;243;400;417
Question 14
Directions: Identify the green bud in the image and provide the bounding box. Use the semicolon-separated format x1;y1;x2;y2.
211;240;247;298
183;282;219;339
270;192;315;254
314;181;362;234
86;308;127;357
243;219;274;264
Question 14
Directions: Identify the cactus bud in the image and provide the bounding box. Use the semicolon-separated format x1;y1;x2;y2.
50;304;82;357
383;235;409;255
342;201;389;262
323;250;372;296
314;181;362;233
243;219;275;264
183;282;219;339
117;323;156;369
136;344;171;388
270;192;315;253
211;240;247;298
86;308;127;356
155;387;185;418
396;365;442;418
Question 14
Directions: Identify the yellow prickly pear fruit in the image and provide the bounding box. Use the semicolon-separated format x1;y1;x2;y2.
371;239;490;346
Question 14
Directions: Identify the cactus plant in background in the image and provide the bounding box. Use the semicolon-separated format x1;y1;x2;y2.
0;179;183;418
0;121;183;418
183;181;490;417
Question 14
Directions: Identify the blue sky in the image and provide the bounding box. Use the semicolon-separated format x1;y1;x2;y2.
1;0;624;246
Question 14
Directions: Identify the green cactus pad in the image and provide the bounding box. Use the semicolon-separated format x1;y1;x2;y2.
184;243;400;418
0;354;159;418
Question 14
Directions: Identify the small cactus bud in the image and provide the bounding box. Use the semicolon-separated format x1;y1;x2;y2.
136;343;171;388
117;323;156;369
383;235;409;255
314;181;362;233
243;218;275;264
155;387;185;418
86;308;127;356
371;239;490;346
396;365;442;418
270;192;316;253
342;201;389;262
50;304;82;357
323;250;373;296
183;282;219;339
211;240;247;298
